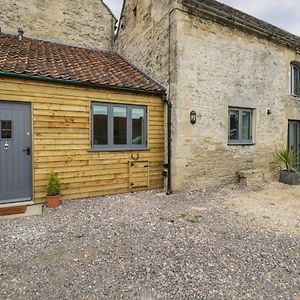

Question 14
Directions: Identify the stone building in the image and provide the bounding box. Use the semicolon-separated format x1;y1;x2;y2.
116;0;300;191
0;0;116;50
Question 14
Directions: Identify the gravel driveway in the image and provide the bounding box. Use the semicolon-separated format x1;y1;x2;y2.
0;185;299;299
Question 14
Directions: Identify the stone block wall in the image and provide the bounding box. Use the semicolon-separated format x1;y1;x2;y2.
116;0;173;87
0;0;116;50
172;11;300;190
116;0;300;191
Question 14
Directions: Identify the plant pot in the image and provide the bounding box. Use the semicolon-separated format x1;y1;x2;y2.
47;195;60;208
279;170;300;185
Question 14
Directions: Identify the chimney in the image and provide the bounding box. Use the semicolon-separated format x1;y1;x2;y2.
18;29;24;41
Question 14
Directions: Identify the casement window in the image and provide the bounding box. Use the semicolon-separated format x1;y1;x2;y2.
290;63;300;97
228;107;253;145
91;103;147;151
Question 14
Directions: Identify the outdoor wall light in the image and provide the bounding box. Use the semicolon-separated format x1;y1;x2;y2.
190;111;197;124
266;108;272;115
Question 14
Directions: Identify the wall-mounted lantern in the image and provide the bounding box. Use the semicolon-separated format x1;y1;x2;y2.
190;111;197;124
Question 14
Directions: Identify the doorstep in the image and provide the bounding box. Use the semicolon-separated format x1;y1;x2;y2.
0;201;42;219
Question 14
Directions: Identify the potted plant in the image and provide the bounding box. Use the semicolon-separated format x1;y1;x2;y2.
275;148;299;185
46;171;61;208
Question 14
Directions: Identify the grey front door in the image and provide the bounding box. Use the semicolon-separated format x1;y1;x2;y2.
0;102;32;203
288;120;300;172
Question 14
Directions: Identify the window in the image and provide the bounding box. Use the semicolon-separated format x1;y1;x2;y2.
290;63;300;97
92;103;147;150
1;120;12;139
228;108;253;144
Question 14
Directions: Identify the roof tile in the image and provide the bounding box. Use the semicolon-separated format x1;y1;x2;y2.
0;33;165;93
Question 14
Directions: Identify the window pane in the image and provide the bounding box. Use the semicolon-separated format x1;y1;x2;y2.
292;65;300;96
132;108;145;145
295;67;300;96
229;110;239;140
241;111;251;140
1;120;12;139
93;105;108;145
113;106;127;145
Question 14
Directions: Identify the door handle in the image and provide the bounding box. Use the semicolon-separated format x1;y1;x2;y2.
22;147;31;155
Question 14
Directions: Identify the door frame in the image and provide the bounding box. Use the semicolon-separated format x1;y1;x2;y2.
0;100;34;204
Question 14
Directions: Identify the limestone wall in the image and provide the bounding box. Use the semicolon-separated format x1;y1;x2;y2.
115;0;174;87
115;1;300;191
0;0;116;50
172;10;300;190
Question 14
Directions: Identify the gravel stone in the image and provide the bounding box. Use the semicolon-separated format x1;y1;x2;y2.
0;185;299;299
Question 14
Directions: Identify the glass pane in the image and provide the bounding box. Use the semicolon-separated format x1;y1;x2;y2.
229;110;239;140
132;108;145;145
93;105;108;145
289;123;300;169
1;120;12;139
113;106;127;145
241;111;251;140
292;65;300;96
295;67;300;96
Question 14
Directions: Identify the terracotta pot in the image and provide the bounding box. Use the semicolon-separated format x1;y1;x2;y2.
47;195;60;208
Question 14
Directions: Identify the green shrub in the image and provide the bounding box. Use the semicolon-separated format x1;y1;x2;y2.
275;148;298;172
46;172;61;196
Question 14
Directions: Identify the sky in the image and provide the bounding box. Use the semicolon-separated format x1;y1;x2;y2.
103;0;300;36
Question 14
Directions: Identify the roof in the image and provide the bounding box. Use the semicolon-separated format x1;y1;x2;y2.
0;32;165;94
182;0;300;52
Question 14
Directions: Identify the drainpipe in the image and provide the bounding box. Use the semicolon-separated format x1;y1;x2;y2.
164;94;173;195
164;95;173;195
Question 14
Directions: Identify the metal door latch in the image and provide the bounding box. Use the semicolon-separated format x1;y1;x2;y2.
22;147;31;155
4;142;9;151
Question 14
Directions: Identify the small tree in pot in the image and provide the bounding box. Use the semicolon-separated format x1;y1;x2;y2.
275;148;299;185
46;171;61;208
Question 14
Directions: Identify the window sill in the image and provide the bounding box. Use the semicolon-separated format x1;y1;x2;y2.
88;147;150;152
228;142;255;146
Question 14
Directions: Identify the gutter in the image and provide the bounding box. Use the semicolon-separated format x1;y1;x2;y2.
0;71;166;96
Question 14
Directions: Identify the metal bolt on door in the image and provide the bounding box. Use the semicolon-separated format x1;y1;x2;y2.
128;160;150;189
0;102;32;203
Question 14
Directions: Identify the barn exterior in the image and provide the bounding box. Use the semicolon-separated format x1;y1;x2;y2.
116;0;300;191
0;32;166;205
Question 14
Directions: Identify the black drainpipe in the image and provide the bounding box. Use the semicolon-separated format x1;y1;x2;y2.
164;94;172;195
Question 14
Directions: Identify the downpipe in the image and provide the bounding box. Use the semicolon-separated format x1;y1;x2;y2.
164;94;173;195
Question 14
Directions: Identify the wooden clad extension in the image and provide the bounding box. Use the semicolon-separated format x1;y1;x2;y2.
0;77;165;203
